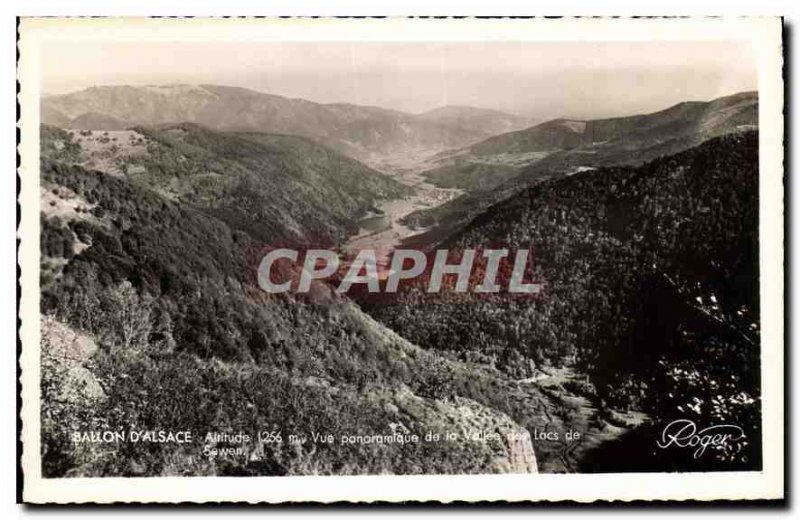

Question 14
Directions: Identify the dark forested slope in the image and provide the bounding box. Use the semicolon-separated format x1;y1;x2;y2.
367;131;761;469
41;124;593;476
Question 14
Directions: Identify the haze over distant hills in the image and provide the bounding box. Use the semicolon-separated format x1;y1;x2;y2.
40;84;532;168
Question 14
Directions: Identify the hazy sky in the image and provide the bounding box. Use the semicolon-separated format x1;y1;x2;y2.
40;41;757;119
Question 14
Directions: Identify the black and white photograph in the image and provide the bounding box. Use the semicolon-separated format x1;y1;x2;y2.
16;16;785;503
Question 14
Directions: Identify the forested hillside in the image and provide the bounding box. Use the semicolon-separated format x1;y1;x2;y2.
45;116;679;476
41;124;409;245
366;131;761;470
39;155;555;476
37;105;762;475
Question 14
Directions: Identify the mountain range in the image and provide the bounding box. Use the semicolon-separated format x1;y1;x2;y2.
41;85;533;168
421;91;757;191
403;91;758;240
470;91;756;157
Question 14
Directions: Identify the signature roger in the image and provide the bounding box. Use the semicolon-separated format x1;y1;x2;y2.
657;419;746;458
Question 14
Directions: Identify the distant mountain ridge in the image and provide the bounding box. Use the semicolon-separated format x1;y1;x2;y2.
417;105;535;136
41;84;529;166
404;91;758;243
512;91;758;184
468;91;757;157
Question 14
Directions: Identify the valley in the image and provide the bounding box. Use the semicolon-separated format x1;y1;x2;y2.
37;85;761;478
342;167;462;269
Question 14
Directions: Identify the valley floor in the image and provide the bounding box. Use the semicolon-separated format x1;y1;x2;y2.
342;168;462;268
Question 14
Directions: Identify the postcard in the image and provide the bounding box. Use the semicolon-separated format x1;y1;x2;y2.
17;16;784;503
